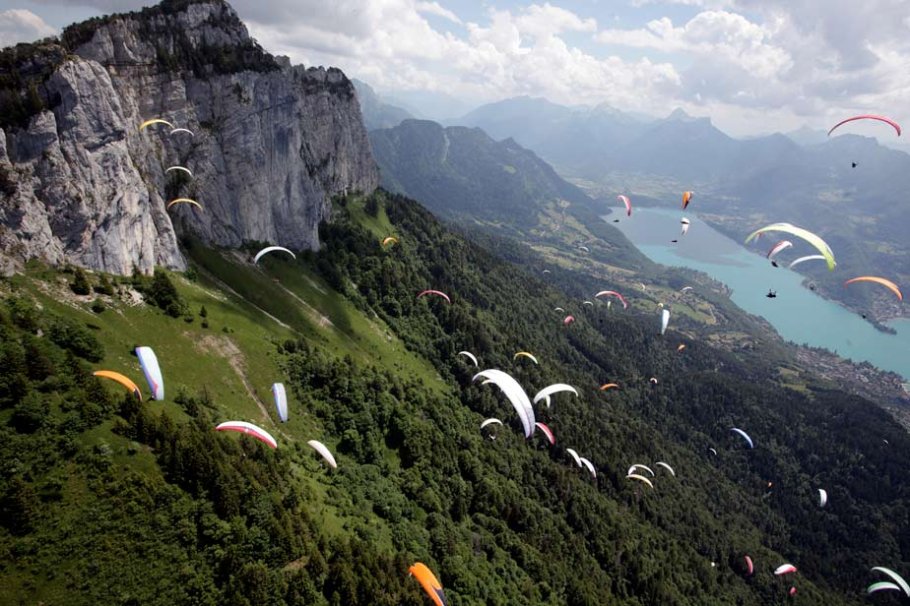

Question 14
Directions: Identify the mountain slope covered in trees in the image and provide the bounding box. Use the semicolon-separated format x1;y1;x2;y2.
1;191;909;605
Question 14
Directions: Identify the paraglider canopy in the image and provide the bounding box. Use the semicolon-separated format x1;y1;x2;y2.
617;194;632;217
166;198;202;211
272;383;288;423
135;346;164;401
409;562;449;606
307;440;337;468
93;370;143;401
563;315;575;326
731;427;754;449
381;236;399;247
869;567;910;597
655;461;675;476
627;473;654;488
473;370;535;438
457;351;479;367
535;422;555;445
513;351;539;365
828;115;901;137
532;384;578;407
165;166;193;178
594;290;628;309
682;191;694;209
417;290;451;304
139;118;174;131
215;421;277;449
254;246;296;264
844;276;903;301
774;564;797;576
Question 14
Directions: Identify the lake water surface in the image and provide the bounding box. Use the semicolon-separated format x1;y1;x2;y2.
607;207;910;380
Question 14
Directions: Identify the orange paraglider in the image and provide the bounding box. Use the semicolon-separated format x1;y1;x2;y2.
409;562;448;606
844;276;903;301
93;370;142;401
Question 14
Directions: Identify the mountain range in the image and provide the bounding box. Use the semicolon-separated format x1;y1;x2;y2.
452;96;910;321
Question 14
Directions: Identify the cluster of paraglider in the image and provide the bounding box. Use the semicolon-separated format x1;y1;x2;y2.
746;116;903;314
92;344;338;467
139;118;201;212
457;347;679;491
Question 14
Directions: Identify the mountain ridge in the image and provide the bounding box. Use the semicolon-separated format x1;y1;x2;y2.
0;0;377;276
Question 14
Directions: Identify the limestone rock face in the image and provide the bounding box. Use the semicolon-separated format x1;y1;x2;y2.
0;0;378;275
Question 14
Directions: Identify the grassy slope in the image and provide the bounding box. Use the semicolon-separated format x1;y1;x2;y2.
0;218;447;601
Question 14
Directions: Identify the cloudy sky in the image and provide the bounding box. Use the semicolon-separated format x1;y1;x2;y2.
2;0;909;139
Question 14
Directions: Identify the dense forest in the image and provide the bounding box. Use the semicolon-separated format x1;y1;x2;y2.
1;191;909;604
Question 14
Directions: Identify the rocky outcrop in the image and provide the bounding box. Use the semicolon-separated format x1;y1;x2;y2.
0;0;378;275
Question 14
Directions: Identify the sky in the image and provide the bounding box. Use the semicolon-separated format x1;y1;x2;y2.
2;0;910;141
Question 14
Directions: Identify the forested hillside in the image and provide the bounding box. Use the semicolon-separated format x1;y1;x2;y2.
1;191;908;604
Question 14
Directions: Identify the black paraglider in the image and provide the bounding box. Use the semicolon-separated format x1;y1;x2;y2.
613;219;620;223
671;239;678;243
766;289;777;299
852;162;857;168
771;261;779;268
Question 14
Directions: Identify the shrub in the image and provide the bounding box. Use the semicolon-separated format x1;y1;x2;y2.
70;268;91;295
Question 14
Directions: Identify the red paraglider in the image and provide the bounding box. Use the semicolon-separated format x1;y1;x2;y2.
828;115;901;137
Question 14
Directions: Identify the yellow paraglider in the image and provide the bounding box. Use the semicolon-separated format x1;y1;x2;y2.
513;351;539;365
844;276;903;301
745;223;836;270
139;118;175;132
166;198;203;211
677;344;686;352
381;236;399;247
93;371;142;401
600;383;619;391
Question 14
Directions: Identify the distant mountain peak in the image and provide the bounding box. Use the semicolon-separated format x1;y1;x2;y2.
666;108;694;121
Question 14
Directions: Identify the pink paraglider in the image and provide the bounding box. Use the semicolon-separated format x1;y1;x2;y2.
417;290;451;303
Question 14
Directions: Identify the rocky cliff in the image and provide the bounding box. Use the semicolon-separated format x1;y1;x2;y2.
0;0;378;275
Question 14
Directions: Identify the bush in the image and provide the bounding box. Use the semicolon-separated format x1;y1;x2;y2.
70;268;91;295
145;269;187;318
91;298;105;314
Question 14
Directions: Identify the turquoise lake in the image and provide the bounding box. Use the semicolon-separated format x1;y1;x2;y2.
607;207;910;380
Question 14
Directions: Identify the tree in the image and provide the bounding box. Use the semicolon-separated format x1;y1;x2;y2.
70;267;91;295
147;269;186;318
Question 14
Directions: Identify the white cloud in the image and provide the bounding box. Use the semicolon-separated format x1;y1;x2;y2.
242;1;680;115
0;8;57;47
596;3;910;134
599;11;790;78
415;1;462;25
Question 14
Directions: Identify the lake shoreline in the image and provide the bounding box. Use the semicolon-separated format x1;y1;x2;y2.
605;207;910;382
